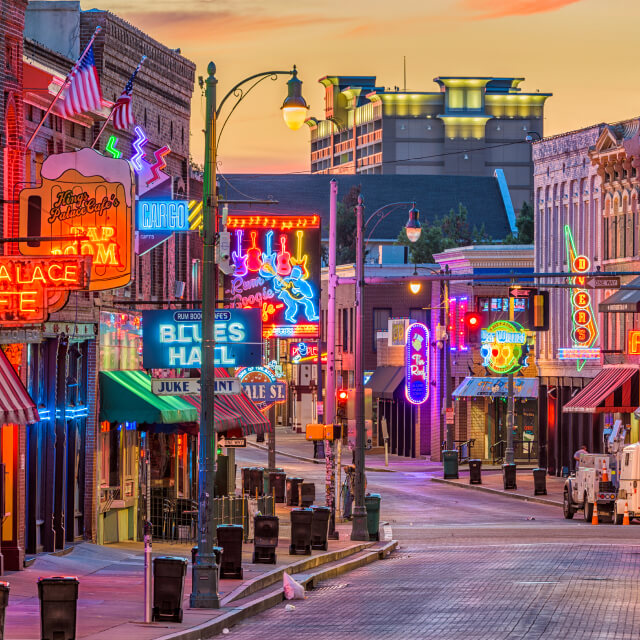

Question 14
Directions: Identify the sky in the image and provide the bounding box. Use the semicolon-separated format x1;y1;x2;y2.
88;0;640;173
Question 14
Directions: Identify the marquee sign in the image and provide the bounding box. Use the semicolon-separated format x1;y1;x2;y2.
142;308;262;369
404;323;430;404
236;366;287;410
223;214;321;339
564;225;598;371
0;256;90;326
480;320;527;375
18;148;135;291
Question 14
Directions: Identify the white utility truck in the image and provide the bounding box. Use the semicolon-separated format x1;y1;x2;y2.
563;420;628;522
613;442;640;524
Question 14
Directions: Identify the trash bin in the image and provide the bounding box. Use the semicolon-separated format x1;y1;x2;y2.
256;432;265;443
443;450;459;479
217;524;244;579
469;459;482;485
241;467;251;493
310;505;331;551
253;514;279;564
299;482;315;508
503;463;517;490
365;493;381;541
249;467;264;497
269;471;286;503
0;581;8;640
289;508;313;555
152;557;187;623
533;468;547;495
286;477;303;506
38;576;79;640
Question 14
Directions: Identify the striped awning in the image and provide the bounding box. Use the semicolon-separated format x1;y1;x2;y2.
0;349;39;425
563;367;639;414
183;368;271;436
453;376;538;398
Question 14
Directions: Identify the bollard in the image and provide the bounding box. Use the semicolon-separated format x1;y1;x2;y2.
143;520;152;623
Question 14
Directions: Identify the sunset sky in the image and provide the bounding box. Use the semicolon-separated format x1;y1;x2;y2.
94;0;640;173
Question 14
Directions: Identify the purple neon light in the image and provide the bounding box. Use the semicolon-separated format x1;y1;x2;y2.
131;125;147;173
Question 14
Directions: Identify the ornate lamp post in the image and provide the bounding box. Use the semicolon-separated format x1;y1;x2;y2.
192;62;308;609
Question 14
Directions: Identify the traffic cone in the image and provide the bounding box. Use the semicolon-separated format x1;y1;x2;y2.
592;501;599;525
623;502;630;526
602;460;609;482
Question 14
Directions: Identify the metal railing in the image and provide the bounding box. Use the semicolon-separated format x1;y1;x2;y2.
491;439;538;465
148;494;275;543
441;439;476;463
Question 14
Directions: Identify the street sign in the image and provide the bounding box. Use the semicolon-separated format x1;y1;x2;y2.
151;377;241;396
509;286;537;298
446;407;455;425
218;437;246;448
584;276;620;289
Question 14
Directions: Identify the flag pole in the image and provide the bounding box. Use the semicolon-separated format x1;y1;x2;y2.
25;25;102;151
91;55;146;150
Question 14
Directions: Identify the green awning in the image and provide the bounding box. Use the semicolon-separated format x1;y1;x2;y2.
99;370;198;425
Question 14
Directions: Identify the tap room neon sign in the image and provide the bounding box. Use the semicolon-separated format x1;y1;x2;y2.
405;323;430;404
142;309;262;369
564;225;598;371
224;214;321;339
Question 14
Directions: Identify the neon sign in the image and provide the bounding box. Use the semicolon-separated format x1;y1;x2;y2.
105;136;122;159
405;323;430;404
480;320;527;375
136;201;189;232
142;309;262;369
565;225;598;371
19;148;134;291
558;348;601;360
290;341;318;361
224;214;320;338
0;256;90;325
628;330;640;355
449;296;469;352
236;366;287;410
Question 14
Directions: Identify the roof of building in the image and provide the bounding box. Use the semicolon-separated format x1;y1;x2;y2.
219;174;513;241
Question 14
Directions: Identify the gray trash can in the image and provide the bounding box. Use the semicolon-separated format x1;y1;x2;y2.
443;450;459;479
365;493;381;541
310;505;331;551
533;468;547;495
253;514;279;564
289;508;313;555
469;459;482;484
38;576;79;640
503;463;517;490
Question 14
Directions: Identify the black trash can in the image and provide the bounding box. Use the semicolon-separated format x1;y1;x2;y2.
38;576;79;640
443;450;459;479
533;468;547;495
310;506;331;551
253;515;279;564
256;432;265;443
0;581;8;640
217;524;244;579
269;471;287;503
286;477;303;506
299;482;315;508
152;557;187;623
469;459;482;485
289;508;313;555
365;493;382;541
241;467;251;493
503;463;517;490
249;467;265;498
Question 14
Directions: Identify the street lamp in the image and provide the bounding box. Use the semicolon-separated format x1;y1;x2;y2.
351;196;420;541
193;61;307;609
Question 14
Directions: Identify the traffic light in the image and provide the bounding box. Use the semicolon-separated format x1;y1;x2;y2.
337;389;348;419
529;291;549;331
463;311;483;343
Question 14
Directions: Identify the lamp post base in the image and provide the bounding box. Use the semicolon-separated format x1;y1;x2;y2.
350;506;369;541
190;563;220;609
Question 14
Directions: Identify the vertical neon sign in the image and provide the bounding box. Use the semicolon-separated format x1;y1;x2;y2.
565;225;598;371
405;323;430;404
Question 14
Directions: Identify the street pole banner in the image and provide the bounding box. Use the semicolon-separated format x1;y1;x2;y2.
142;309;262;369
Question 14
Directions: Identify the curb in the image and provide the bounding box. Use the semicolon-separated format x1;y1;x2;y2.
430;477;563;508
157;540;398;640
246;441;395;473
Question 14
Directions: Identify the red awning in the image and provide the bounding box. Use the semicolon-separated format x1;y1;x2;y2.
563;367;639;414
0;350;39;425
183;368;271;435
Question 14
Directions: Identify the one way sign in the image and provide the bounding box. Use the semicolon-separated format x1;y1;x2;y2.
584;276;620;289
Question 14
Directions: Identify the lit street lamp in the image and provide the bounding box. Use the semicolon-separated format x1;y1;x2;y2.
192;62;308;609
351;197;420;541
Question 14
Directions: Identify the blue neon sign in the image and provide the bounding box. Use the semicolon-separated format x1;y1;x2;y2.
142;309;262;369
137;200;190;232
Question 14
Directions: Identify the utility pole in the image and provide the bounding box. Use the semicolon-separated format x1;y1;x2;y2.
444;267;453;450
505;294;515;465
191;62;220;609
326;179;338;429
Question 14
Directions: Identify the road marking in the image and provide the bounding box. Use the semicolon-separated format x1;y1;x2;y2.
383;525;393;541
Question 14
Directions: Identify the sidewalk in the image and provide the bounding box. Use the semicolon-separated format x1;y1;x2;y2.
432;468;565;507
4;510;394;640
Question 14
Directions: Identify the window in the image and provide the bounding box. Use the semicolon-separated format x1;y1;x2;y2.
342;308;348;354
349;308;354;352
108;428;120;487
410;307;427;325
372;308;391;351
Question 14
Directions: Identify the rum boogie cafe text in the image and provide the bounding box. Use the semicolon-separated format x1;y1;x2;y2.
142;309;262;369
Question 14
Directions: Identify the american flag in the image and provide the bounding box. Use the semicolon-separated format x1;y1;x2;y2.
58;46;102;118
112;58;145;131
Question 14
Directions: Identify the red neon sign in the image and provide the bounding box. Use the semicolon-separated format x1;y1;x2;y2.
0;256;90;326
227;214;320;230
629;330;640;355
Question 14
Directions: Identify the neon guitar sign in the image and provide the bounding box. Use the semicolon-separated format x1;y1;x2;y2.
224;214;321;338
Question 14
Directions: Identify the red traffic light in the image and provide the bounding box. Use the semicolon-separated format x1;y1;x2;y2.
463;311;483;343
464;312;482;327
337;390;348;402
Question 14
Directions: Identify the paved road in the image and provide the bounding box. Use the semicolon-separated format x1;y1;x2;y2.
229;442;640;639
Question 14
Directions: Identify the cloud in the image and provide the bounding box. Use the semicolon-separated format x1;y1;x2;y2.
458;0;584;20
